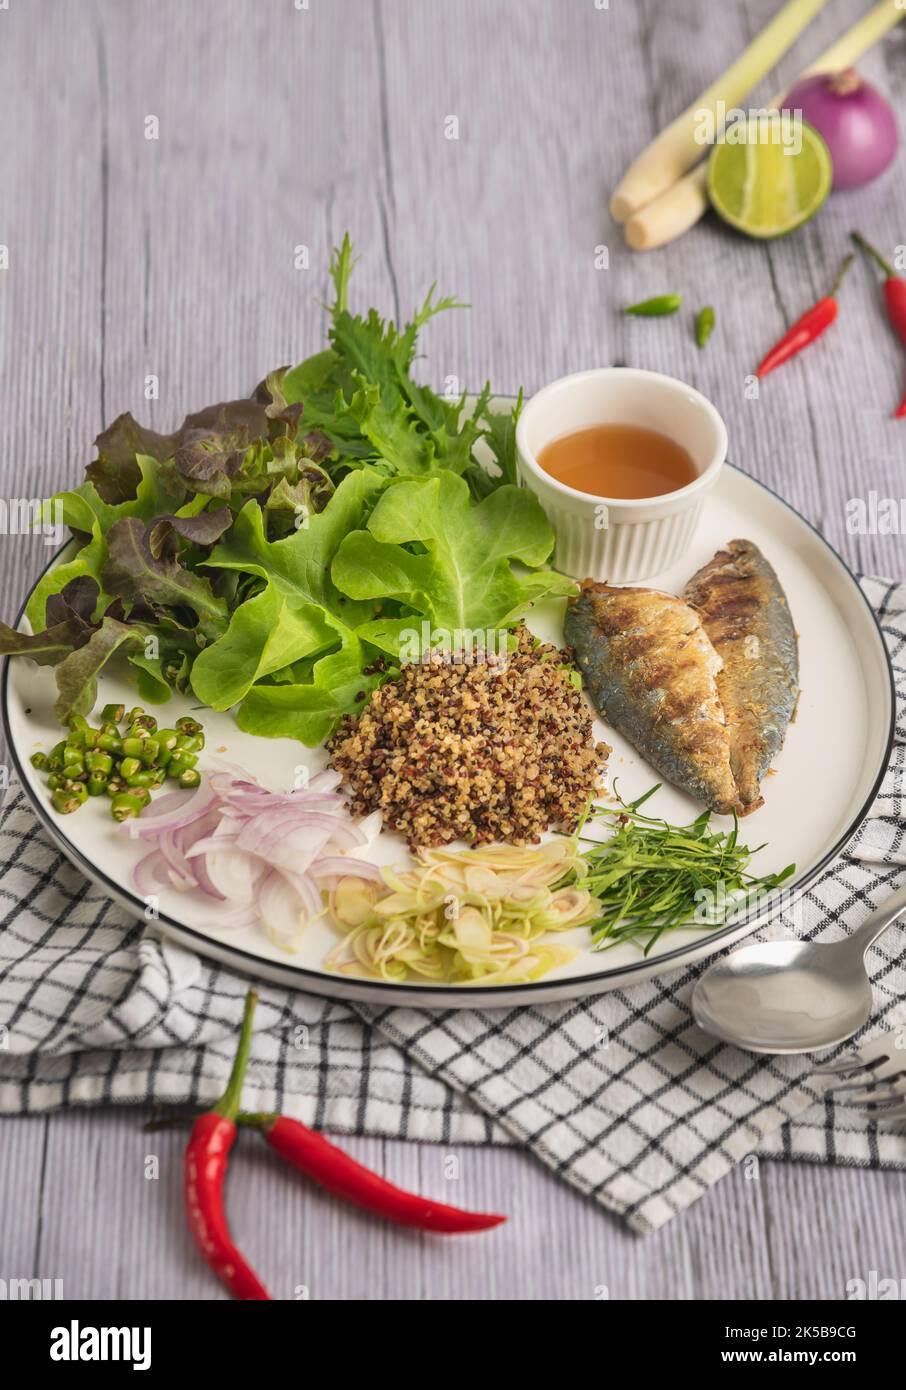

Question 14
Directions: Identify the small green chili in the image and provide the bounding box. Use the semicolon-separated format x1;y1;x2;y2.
624;294;682;317
695;305;715;348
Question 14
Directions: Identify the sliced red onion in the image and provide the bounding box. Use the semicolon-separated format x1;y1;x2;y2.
158;828;201;891
259;871;310;950
134;849;172;898
270;866;324;923
125;767;377;949
183;833;242;858
236;808;365;854
209;902;263;932
254;830;335;879
308;769;343;793
126;783;216;837
204;847;268;904
222;791;345;814
186;847;227;901
356;810;383;843
139;789;196;819
309;855;383;882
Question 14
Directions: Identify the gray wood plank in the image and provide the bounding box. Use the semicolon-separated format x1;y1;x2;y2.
0;2;105;619
1;0;905;1300
0;1114;48;1278
6;1106;906;1299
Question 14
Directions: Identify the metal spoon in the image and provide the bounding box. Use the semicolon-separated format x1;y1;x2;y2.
691;884;906;1054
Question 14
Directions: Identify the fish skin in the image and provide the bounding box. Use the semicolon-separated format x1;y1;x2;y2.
684;539;798;810
564;581;740;815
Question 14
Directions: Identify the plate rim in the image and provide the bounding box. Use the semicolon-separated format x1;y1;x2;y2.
2;463;896;1001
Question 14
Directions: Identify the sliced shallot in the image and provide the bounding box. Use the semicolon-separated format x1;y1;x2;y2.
125;769;380;945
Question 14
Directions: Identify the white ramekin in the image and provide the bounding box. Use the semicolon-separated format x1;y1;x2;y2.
515;367;727;583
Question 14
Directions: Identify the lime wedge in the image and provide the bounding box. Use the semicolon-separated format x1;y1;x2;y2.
707;118;832;239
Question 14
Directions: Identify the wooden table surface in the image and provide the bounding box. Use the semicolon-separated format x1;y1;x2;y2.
1;0;904;1300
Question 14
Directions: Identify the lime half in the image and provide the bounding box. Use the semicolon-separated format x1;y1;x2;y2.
707;117;832;239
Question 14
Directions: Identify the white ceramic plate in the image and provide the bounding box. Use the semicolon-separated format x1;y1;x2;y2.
2;414;894;1007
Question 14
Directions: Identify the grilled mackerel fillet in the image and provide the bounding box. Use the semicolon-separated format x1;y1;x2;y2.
564;582;740;815
684;539;798;810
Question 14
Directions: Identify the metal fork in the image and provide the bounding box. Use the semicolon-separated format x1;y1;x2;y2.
815;1027;906;1123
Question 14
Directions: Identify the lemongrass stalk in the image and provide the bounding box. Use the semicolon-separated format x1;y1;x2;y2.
610;0;829;223
625;166;709;251
624;0;905;252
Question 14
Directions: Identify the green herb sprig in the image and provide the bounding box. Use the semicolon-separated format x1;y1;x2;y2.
576;785;795;956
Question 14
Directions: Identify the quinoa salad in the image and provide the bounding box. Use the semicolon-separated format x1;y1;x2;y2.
327;628;610;851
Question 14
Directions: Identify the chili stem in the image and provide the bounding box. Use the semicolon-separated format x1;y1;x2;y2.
214;988;258;1120
828;251;855;297
851;230;895;279
238;1111;276;1130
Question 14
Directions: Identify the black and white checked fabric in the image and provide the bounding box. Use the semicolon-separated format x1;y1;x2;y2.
1;576;904;1234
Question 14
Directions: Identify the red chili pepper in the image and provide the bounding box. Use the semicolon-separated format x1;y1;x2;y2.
240;1112;506;1234
184;990;271;1300
754;253;854;380
852;231;906;418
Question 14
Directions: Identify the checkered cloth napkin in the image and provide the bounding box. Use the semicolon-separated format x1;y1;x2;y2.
1;576;904;1235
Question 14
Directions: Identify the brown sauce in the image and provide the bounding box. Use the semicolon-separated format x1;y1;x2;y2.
538;423;698;499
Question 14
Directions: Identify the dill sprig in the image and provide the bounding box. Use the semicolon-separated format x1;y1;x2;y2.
576;785;795;956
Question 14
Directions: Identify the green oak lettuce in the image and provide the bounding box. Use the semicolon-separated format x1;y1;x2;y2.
0;236;574;743
331;473;575;659
190;471;382;715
